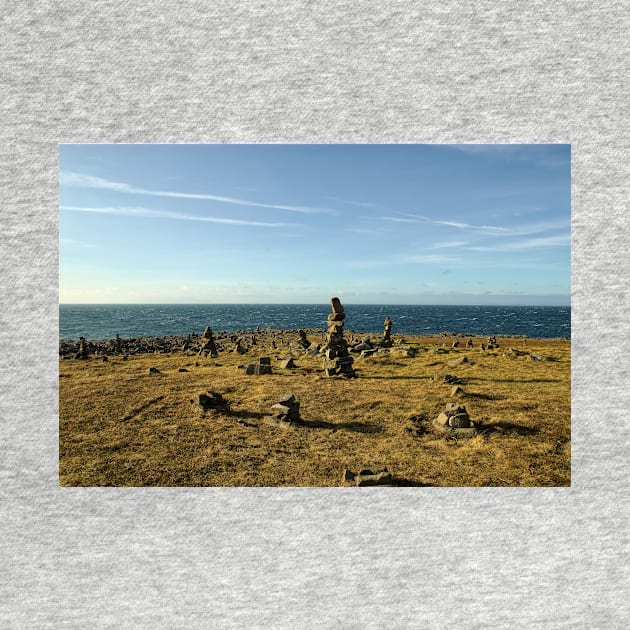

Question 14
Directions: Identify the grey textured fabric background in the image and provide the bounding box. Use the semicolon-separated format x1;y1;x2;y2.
1;2;628;628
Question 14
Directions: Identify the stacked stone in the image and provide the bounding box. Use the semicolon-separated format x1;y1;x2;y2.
74;336;88;360
192;390;230;413
297;329;310;349
233;338;246;354
382;316;393;347
198;326;218;358
322;297;356;378
342;467;394;486
245;356;272;375
270;393;301;424
432;402;478;436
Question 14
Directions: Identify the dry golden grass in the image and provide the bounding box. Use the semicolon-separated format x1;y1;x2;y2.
59;334;570;487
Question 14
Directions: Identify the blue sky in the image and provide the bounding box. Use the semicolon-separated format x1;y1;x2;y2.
59;144;570;305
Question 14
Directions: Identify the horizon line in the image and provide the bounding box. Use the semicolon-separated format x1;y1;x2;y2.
59;301;571;307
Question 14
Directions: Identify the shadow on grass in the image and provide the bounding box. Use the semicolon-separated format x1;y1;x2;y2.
481;421;539;436
468;377;562;384
298;419;384;434
359;375;433;381
227;411;383;434
463;392;504;401
393;478;435;487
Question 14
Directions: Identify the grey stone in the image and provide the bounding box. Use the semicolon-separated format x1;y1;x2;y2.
448;356;469;367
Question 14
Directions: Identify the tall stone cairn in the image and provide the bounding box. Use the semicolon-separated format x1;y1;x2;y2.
76;336;88;360
382;316;393;347
322;297;356;378
198;326;218;357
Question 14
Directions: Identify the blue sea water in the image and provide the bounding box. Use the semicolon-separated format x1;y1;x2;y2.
59;304;571;341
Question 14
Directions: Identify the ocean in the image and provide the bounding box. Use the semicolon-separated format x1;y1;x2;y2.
59;304;571;341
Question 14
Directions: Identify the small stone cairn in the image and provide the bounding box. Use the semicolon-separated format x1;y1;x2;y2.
192;391;230;413
297;329;311;349
268;393;301;426
233;338;246;354
382;316;393;347
433;402;478;436
74;337;88;360
322;297;356;378
198;326;218;358
342;467;394;486
246;356;272;375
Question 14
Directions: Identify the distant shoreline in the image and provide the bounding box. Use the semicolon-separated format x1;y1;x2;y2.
58;328;569;358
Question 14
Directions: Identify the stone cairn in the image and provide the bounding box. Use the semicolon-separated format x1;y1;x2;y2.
382;316;393;347
233;338;246;354
198;326;218;358
322;297;356;378
245;356;272;375
297;329;311;349
433;402;478;436
75;336;88;360
268;393;301;426
342;467;394;486
192;391;230;414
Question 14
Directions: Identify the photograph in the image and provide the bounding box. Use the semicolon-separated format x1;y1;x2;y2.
59;143;571;486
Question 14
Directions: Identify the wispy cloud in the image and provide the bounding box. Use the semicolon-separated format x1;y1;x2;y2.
431;241;470;249
466;234;570;251
60;205;294;228
59;237;99;248
327;196;376;208
446;144;570;169
381;212;569;238
348;253;463;269
60;172;338;215
380;212;511;234
347;227;392;236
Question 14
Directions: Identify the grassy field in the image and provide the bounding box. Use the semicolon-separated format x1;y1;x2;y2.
59;333;570;487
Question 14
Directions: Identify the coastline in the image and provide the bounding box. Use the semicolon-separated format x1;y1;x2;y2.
58;327;556;358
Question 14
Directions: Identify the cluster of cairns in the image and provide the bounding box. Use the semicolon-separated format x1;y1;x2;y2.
322;298;356;378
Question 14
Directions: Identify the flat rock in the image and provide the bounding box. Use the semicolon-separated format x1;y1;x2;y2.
448;356;469;367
